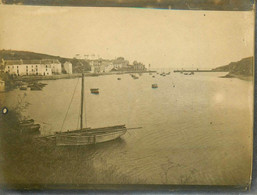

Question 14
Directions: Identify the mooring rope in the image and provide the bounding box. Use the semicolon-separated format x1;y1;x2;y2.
60;78;80;132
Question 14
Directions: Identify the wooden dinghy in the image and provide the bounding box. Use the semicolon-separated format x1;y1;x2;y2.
56;125;127;146
51;71;128;146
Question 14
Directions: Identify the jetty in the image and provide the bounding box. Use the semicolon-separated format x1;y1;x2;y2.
173;69;227;73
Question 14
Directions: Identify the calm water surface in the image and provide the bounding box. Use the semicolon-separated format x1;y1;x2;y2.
1;72;253;185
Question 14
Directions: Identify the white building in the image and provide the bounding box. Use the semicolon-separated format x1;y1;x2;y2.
89;59;113;73
41;59;62;74
63;61;73;74
3;59;61;76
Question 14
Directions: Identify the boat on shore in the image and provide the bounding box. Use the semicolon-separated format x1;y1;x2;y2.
18;119;40;134
19;119;35;126
28;81;47;90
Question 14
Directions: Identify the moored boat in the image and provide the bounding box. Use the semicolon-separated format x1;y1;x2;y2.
20;86;27;90
19;119;35;126
20;124;40;134
152;84;158;88
90;88;99;94
18;119;40;135
30;86;42;90
56;125;127;146
51;72;127;146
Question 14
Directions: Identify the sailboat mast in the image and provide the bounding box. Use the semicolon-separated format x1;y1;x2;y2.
80;73;84;130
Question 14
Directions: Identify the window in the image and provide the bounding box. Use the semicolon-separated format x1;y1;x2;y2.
17;66;19;68
8;66;10;69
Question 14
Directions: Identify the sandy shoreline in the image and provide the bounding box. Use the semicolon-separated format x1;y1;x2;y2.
220;73;253;81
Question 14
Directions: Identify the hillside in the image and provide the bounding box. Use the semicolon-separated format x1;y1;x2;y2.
0;50;90;73
212;56;253;76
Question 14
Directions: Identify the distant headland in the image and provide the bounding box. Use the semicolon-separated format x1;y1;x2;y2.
173;56;253;81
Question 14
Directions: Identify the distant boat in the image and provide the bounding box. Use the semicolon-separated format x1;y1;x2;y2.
189;72;194;75
131;74;139;79
91;73;100;76
20;86;27;90
117;78;121;80
184;73;189;75
28;82;46;90
30;86;42;90
90;88;99;94
152;76;155;78
152;84;158;88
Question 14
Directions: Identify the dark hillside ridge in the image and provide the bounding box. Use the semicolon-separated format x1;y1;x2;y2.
0;50;91;73
212;57;253;76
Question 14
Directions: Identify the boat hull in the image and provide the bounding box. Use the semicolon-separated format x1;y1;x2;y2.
56;125;127;146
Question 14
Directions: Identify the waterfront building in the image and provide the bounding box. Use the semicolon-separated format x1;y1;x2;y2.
2;59;61;76
89;59;114;73
113;57;129;69
132;61;146;71
63;61;73;74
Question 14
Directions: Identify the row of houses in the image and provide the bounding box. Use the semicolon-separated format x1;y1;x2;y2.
1;59;72;76
0;57;146;76
88;57;146;73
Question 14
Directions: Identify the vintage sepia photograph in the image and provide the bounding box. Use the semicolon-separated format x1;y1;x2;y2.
0;4;254;190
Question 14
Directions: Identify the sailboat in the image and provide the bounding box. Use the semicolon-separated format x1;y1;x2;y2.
55;73;127;146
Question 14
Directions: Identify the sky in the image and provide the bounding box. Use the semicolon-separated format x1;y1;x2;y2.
0;5;254;69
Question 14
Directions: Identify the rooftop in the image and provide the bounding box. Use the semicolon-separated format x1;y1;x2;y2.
3;59;61;65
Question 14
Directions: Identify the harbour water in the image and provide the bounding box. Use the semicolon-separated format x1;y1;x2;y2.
0;72;253;185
